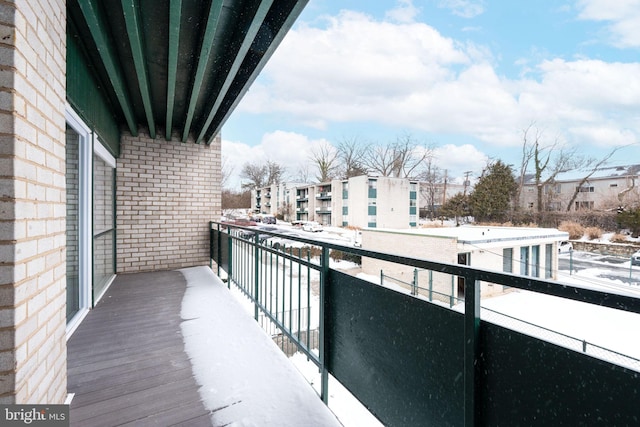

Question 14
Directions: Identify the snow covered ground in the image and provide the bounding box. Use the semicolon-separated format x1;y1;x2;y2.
179;266;342;427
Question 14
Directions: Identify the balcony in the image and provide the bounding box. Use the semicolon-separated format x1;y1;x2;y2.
66;223;640;426
210;221;640;426
316;191;332;200
316;206;332;213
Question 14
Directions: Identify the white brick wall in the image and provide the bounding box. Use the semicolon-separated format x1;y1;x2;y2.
116;133;221;272
0;0;67;404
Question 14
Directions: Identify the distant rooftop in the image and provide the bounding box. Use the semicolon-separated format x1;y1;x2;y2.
524;164;640;184
366;225;569;246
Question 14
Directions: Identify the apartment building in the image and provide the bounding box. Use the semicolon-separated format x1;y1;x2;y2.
252;175;420;228
520;165;640;211
0;0;306;405
333;175;419;228
252;182;304;220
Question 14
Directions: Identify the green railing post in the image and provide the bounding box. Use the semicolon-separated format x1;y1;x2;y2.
227;225;232;288
320;246;330;404
630;255;633;280
464;278;481;427
254;232;260;322
380;269;383;287
209;221;213;270
413;268;418;295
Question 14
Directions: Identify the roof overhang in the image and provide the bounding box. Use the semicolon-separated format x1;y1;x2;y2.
67;0;307;144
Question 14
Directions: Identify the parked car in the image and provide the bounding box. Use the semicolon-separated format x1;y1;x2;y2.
302;221;323;232
632;250;640;266
262;215;276;224
558;241;573;254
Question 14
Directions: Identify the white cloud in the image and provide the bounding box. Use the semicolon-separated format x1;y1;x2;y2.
576;0;640;48
437;0;486;18
234;4;640;169
386;0;420;23
222;131;332;189
433;144;489;178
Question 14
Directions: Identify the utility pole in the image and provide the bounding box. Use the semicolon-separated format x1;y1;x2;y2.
463;171;472;196
442;170;448;206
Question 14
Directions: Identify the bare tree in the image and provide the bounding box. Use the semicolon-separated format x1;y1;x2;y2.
363;143;396;177
564;146;625;212
240;160;286;190
519;125;577;212
294;163;312;183
240;162;267;190
336;137;369;178
364;134;432;178
266;160;286;185
310;141;339;182
417;157;443;219
514;124;537;210
221;155;235;189
390;133;432;178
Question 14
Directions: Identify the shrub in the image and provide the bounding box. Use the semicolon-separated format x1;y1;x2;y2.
610;233;629;243
585;226;602;240
559;221;584;240
329;249;361;265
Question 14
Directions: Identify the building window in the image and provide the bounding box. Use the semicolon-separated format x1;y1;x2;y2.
368;179;377;198
520;246;529;276
545;244;553;279
575;201;594;210
577;185;594;193
503;248;513;273
531;245;540;278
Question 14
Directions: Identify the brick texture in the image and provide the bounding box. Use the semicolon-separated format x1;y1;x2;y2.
0;0;67;404
116;132;221;273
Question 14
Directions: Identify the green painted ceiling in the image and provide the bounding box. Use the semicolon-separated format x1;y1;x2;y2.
67;0;308;144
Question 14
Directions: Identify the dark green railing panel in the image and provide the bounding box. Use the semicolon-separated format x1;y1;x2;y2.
210;224;231;275
479;322;640;425
326;269;465;426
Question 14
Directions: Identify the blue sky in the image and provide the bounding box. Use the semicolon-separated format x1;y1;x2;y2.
222;0;640;189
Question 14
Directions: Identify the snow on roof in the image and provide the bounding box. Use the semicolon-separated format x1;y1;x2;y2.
366;225;569;245
524;164;640;184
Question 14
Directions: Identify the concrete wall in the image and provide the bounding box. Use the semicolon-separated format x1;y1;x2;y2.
571;241;640;257
0;0;67;403
116;133;221;272
362;230;459;303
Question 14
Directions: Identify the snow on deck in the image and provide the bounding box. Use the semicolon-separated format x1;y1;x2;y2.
179;266;342;427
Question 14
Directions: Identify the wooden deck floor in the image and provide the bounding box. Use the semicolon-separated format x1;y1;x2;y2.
67;271;212;427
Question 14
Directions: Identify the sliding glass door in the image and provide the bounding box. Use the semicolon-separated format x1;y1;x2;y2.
65;106;117;331
65;109;92;329
92;143;116;301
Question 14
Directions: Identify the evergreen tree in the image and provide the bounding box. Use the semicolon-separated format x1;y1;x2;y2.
617;207;640;238
440;193;471;225
469;160;517;223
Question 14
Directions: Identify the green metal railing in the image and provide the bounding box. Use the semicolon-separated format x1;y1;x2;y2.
210;221;640;426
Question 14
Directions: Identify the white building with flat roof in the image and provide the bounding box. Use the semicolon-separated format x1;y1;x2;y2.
362;226;569;303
